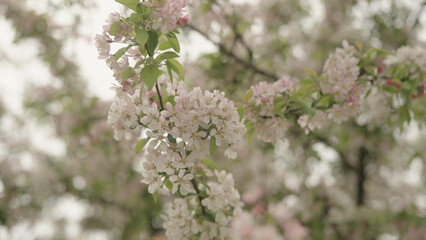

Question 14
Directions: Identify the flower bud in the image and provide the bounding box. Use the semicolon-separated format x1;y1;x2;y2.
394;82;402;89
177;15;191;26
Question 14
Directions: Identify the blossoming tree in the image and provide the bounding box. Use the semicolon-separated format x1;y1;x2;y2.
1;0;426;239
95;0;426;239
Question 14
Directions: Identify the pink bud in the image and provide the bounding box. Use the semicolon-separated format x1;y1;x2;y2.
419;90;424;97
177;15;191;26
386;79;393;85
412;94;418;99
394;82;402;89
377;65;382;74
420;83;425;89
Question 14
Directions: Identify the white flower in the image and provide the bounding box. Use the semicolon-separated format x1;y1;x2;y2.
141;171;162;194
94;34;110;59
169;171;194;195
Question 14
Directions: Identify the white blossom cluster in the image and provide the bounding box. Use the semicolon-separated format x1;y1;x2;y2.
107;86;144;141
245;78;294;143
321;40;360;102
95;12;144;84
230;203;308;240
162;170;242;240
140;81;246;194
385;45;426;72
298;41;365;133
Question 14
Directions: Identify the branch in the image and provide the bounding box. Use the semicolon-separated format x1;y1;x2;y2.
187;24;279;81
356;146;368;206
413;1;426;28
191;179;207;215
155;81;165;111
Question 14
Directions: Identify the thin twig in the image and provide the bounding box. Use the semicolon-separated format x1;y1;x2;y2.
191;179;207;215
155;81;165;111
356;146;368;206
413;1;426;28
187;24;279;81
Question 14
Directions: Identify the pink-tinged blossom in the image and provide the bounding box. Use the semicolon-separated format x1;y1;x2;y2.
298;112;327;134
321;40;360;102
94;34;110;59
299;41;365;133
150;0;190;34
242;186;264;204
245;77;294;142
177;15;191;26
268;203;309;240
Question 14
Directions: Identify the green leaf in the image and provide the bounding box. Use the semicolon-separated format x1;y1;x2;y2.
159;41;173;51
156;51;179;62
273;108;285;119
166;63;174;82
237;107;245;121
166;59;184;79
136;28;149;47
209;137;218;156
314;94;333;107
242;89;253;102
109;22;122;36
115;0;140;12
302;104;317;116
304;69;317;77
152;191;159;203
200;2;212;13
167;95;176;106
166;35;180;52
355;42;364;51
164;177;173;191
114;45;132;61
140;64;163;90
121;67;136;81
200;158;217;170
130;13;143;23
195;177;211;192
167;134;176;143
135;138;150;154
147;31;159;56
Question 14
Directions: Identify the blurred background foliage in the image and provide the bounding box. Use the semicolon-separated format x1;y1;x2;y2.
0;0;425;239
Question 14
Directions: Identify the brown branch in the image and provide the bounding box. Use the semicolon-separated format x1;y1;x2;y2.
356;146;368;206
187;24;279;81
155;81;165;111
413;1;426;28
191;179;207;215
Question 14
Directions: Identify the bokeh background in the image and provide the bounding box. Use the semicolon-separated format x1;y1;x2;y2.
0;0;426;239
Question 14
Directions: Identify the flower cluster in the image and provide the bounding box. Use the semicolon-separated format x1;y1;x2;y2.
95;12;144;84
384;45;426;99
96;3;248;239
385;45;426;72
145;0;191;34
244;78;294;142
320;40;360;102
107;86;144;140
230;202;308;240
162;170;242;240
298;41;364;133
140;81;246;193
